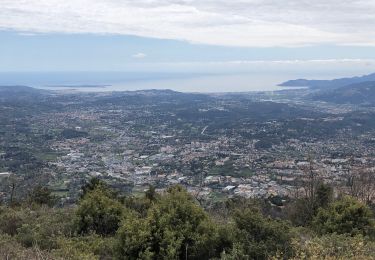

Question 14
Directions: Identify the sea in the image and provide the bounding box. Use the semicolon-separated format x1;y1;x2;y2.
0;68;373;93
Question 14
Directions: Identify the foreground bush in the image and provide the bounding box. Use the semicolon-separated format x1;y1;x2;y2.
0;233;54;260
0;205;73;250
75;184;125;236
116;186;221;259
0;206;26;236
312;196;375;237
290;233;375;260
1;180;374;260
51;235;116;260
229;208;293;259
15;207;73;250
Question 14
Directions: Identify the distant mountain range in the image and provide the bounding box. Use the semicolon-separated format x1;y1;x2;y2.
0;85;46;102
312;81;375;105
2;78;374;106
279;73;375;105
0;85;37;92
279;72;375;89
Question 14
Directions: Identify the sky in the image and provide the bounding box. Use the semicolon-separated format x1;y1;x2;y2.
0;0;375;82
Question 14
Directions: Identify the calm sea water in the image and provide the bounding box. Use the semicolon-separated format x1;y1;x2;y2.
0;69;373;93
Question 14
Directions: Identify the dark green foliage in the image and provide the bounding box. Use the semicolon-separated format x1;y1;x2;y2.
230;208;293;259
269;195;284;207
75;184;125;236
287;197;313;226
116;211;153;259
61;129;88;139
123;196;152;218
146;186;220;259
15;208;73;250
312;196;375;237
28;185;57;207
255;138;277;149
215;224;238;257
123;185;159;218
117;185;221;260
315;182;333;209
80;177;110;198
287;183;334;227
145;185;158;202
1;182;375;259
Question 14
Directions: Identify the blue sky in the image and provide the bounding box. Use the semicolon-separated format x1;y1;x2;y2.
1;30;375;72
1;0;375;76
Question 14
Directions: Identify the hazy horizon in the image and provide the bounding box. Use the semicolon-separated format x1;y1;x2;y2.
1;1;375;92
1;60;375;92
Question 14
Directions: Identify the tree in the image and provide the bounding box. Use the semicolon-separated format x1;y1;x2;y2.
312;196;375;237
75;185;124;236
301;157;320;215
347;168;375;206
288;182;333;226
80;178;110;198
116;212;153;260
288;159;332;226
28;185;56;207
220;243;249;260
145;185;158;202
314;182;333;209
231;207;293;259
148;186;219;259
116;185;221;259
6;173;20;206
287;198;313;226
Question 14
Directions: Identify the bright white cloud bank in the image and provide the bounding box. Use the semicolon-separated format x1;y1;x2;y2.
1;0;375;47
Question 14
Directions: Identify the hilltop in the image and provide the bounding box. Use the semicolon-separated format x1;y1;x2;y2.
279;72;375;89
312;81;375;105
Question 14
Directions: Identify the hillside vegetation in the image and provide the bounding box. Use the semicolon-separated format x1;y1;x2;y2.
1;179;374;260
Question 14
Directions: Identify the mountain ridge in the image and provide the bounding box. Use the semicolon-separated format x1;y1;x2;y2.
311;81;375;105
279;72;375;89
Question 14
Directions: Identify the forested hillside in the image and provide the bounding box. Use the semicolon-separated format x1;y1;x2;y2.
1;178;374;259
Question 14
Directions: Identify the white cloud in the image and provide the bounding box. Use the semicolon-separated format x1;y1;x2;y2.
1;0;375;47
225;59;375;65
132;53;147;59
17;32;38;36
120;59;375;72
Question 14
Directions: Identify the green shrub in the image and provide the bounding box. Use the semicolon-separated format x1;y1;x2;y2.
0;233;54;259
52;234;116;260
75;185;125;235
290;233;375;260
0;207;25;236
28;185;57;207
16;207;73;250
230;207;293;259
116;185;221;260
312;196;375;237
